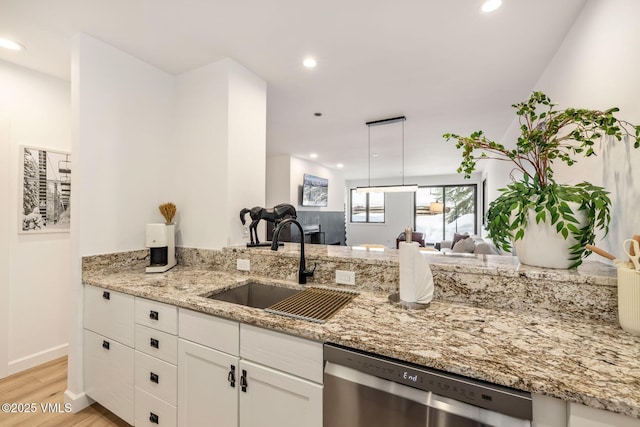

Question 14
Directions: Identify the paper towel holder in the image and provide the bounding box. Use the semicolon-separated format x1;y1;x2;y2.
388;293;430;310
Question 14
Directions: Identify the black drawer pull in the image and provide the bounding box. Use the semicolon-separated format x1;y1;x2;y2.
102;291;110;300
228;365;236;388
102;340;110;350
150;372;159;384
149;310;159;320
150;338;159;349
149;412;159;424
240;369;248;392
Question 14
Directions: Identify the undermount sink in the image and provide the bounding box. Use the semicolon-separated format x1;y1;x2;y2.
205;282;301;309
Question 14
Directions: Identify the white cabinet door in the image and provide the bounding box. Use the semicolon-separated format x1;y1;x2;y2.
239;360;322;427
178;338;239;427
567;402;640;427
84;329;135;425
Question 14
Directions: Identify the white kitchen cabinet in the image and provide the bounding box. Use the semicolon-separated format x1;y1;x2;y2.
134;297;179;427
177;308;323;427
83;285;135;425
178;338;239;426
239;359;322;427
567;402;640;427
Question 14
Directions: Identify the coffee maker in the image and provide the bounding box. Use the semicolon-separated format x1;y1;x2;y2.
146;223;176;273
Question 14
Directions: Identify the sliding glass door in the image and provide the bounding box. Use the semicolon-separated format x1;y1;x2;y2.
415;185;477;244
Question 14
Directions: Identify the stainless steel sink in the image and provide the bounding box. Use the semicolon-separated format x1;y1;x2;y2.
205;282;301;309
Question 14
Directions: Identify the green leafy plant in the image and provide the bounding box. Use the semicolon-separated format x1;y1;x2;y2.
444;91;640;268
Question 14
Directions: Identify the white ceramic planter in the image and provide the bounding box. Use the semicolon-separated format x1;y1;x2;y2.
513;204;587;269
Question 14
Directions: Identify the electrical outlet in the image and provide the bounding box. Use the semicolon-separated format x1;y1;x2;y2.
237;259;250;272
335;270;355;286
242;226;249;237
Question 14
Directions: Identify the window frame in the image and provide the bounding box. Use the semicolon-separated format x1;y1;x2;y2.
414;184;477;242
349;189;386;223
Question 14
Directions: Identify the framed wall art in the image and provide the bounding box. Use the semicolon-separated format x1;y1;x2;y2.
19;145;71;234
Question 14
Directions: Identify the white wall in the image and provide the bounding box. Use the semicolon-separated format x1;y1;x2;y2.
74;35;176;256
0;59;71;377
266;155;346;212
67;33;176;409
226;60;267;246
489;0;640;257
0;118;9;378
290;157;345;212
345;173;483;247
174;59;266;248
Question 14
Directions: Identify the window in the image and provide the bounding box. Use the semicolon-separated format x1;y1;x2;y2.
415;185;477;243
350;190;385;223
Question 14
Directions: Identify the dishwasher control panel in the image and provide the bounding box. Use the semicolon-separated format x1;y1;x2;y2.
324;343;532;422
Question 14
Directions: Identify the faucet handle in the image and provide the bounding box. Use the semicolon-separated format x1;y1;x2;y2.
304;263;317;277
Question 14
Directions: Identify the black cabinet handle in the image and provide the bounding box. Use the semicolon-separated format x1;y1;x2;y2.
228;365;236;388
149;412;159;424
102;291;110;300
149;310;159;320
150;372;159;384
102;340;110;350
240;369;248;392
150;338;159;349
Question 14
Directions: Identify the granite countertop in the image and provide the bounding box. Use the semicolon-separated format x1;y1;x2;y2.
82;263;640;419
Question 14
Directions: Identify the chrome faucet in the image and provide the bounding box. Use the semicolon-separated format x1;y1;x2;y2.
271;218;316;284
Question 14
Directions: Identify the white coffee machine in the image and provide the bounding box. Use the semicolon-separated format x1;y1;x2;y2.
146;223;176;273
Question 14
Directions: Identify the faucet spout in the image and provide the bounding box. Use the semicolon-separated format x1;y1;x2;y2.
271;218;315;284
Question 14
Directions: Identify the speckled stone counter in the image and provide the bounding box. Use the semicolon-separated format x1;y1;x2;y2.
82;247;640;419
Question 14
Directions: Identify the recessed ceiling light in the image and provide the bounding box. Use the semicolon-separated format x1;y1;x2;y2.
303;57;317;68
336;163;344;168
0;37;24;51
372;153;379;158
309;153;318;159
481;0;502;13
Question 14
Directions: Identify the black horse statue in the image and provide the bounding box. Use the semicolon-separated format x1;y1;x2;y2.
240;203;297;245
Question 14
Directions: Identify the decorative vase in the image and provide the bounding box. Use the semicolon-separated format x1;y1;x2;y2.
513;204;588;269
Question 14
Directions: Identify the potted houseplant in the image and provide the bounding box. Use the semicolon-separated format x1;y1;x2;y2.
444;91;640;268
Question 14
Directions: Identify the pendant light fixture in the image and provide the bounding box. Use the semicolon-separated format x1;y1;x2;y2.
356;116;418;193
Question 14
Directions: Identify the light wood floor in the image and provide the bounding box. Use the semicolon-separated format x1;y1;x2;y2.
0;356;130;426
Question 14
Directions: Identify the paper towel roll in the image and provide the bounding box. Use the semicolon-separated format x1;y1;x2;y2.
399;242;434;304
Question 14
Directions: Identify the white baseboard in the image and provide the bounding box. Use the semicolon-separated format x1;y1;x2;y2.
7;343;68;375
64;389;94;413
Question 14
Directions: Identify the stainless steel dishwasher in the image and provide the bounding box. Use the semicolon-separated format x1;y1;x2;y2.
324;344;533;427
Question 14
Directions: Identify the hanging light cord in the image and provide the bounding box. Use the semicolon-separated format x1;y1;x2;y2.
401;119;405;186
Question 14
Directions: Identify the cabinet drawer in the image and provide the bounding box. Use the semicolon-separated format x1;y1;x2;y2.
84;329;134;425
135;387;177;427
178;308;239;356
135;351;178;406
84;285;134;346
136;324;178;365
240;324;323;383
135;298;178;334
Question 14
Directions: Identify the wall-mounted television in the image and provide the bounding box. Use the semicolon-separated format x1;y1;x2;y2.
302;173;328;207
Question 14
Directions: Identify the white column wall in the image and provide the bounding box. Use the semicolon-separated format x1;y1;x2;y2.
174;59;267;248
67;33;176;410
174;61;229;249
226;60;267;246
0;60;71;377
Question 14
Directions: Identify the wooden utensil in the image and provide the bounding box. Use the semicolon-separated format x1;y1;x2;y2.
630;234;640;256
586;244;632;268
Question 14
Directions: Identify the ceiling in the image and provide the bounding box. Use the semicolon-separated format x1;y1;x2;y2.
0;0;587;180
